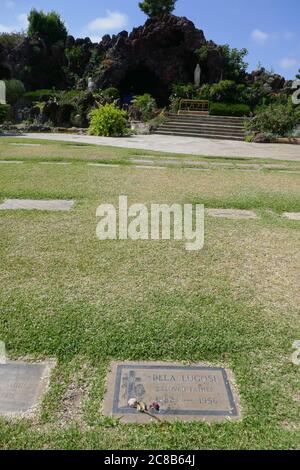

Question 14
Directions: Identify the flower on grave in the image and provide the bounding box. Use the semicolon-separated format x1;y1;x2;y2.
128;398;138;408
137;402;147;413
149;401;160;412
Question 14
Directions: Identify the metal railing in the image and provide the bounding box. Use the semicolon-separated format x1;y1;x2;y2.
178;99;209;115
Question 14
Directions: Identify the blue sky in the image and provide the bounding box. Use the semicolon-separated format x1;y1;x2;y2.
0;0;299;78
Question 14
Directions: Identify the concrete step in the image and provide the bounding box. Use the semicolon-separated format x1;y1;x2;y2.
155;114;247;141
158;126;245;137
169;113;246;119
169;114;246;123
168;119;245;128
161;121;245;134
154;130;244;141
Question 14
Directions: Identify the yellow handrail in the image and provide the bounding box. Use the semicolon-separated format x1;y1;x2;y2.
179;99;209;112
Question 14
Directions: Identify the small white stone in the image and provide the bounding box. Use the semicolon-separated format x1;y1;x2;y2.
207;208;258;219
39;162;71;166
135;166;167;170
282;212;300;221
0;199;75;212
88;163;119;168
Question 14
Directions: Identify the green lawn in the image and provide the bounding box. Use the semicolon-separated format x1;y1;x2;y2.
0;138;299;450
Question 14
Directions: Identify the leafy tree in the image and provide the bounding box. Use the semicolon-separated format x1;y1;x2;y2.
296;69;300;80
195;45;248;83
139;0;177;17
219;45;249;81
28;9;68;46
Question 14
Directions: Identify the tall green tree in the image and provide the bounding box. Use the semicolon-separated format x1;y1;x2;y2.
28;9;68;46
219;45;249;81
296;69;300;80
139;0;177;17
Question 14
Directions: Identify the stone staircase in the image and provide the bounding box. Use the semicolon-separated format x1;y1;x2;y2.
154;114;246;141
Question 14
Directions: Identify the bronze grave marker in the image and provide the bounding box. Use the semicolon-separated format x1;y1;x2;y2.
103;362;240;423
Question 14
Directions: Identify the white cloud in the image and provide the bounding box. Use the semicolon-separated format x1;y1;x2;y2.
17;13;28;29
87;10;128;34
279;58;298;69
251;29;297;45
0;12;28;33
251;29;269;44
0;24;14;33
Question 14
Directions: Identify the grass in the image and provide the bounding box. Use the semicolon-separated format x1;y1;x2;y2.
0;138;299;450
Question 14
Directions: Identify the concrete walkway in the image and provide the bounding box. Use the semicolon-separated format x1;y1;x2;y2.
14;133;300;162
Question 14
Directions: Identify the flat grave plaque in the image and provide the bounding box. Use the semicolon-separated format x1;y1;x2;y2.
0;362;52;416
206;208;258;219
103;362;240;423
0;199;75;211
283;212;300;221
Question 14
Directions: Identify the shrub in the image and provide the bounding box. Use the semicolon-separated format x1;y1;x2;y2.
171;83;197;100
210;102;251;117
101;87;120;102
198;81;249;105
4;79;25;105
89;104;128;137
132;93;157;121
0;33;24;50
295;105;300;124
65;46;88;75
24;89;57;102
0;104;9;123
245;103;298;136
169;83;199;113
198;84;211;100
209;80;238;103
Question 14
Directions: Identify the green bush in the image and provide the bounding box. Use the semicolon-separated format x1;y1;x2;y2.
0;33;24;50
24;89;56;102
245;103;298;136
5;79;25;105
198;80;251;105
171;83;197;100
208;80;239;103
210;102;251;117
132;93;157;121
0;104;9;123
169;83;199;113
89;104;128;137
101;87;120;102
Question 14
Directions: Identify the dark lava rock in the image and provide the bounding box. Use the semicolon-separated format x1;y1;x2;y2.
94;15;207;104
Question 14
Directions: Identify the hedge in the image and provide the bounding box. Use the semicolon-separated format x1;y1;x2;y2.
0;103;9;123
210;102;251;117
24;89;58;102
